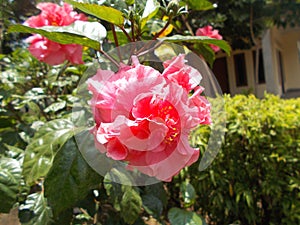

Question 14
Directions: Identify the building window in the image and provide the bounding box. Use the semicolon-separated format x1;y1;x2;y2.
212;57;230;94
252;49;266;84
234;53;248;87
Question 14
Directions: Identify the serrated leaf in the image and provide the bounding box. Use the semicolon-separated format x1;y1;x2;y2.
44;136;102;216
180;182;196;207
0;157;22;213
19;192;53;225
141;0;160;28
8;24;100;50
22;119;82;185
65;0;124;26
120;188;142;224
168;207;203;225
159;35;231;55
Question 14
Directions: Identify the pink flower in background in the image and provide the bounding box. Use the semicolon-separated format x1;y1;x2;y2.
24;3;87;65
196;25;223;52
88;54;211;182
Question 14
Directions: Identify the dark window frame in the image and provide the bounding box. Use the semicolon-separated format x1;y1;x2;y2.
234;53;248;87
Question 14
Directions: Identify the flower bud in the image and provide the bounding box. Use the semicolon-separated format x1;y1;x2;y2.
166;0;179;17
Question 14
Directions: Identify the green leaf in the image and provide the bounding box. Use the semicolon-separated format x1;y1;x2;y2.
159;35;231;55
193;43;215;67
8;24;100;50
44;136;102;216
180;182;196;208
168;207;203;225
141;0;160;28
22;119;82;185
34;20;107;42
144;182;168;206
43;101;66;113
65;0;124;26
104;169;134;211
120;188;142;224
19;192;53;225
142;194;163;218
126;0;135;5
0;157;22;213
184;0;214;11
107;30;130;46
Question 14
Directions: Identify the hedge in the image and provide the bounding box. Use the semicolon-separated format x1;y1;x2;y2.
185;94;300;225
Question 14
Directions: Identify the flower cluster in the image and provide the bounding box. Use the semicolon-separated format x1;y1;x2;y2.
88;54;211;181
196;25;223;52
24;3;87;65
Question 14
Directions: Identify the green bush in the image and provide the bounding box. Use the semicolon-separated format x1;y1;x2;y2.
188;94;300;225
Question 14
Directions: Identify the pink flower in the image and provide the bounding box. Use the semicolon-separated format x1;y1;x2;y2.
88;54;211;182
24;3;87;65
196;25;223;52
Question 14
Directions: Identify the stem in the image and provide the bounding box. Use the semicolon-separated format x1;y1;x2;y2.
181;14;194;36
110;24;122;62
131;18;135;42
110;24;120;47
98;48;120;68
56;61;70;80
118;26;133;42
152;20;171;40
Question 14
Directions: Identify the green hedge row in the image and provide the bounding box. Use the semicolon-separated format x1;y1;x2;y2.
186;94;300;224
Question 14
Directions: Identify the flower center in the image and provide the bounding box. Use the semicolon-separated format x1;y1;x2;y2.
131;96;181;144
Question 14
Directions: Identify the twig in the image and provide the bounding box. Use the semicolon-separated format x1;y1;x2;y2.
118;26;133;42
181;14;194;35
110;24;122;62
98;48;120;68
152;20;171;40
131;18;135;42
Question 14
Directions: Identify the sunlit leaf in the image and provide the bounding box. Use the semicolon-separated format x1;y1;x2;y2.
182;0;214;11
37;20;107;42
19;192;53;225
22;119;84;185
180;182;196;207
120;188;142;224
44;101;66;113
141;0;160;28
8;24;100;50
159;35;231;55
65;0;124;26
0;157;22;213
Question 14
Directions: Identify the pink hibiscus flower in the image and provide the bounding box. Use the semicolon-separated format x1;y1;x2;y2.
196;25;223;52
87;54;211;182
24;2;87;65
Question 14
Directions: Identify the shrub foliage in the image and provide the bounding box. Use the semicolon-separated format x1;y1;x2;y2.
0;49;299;224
